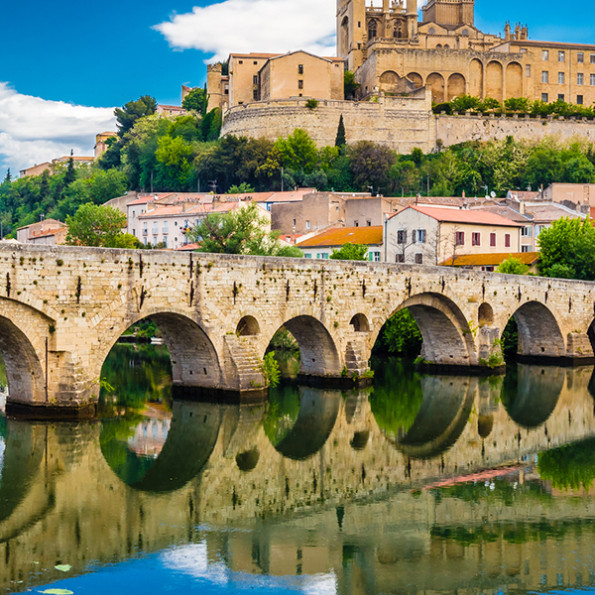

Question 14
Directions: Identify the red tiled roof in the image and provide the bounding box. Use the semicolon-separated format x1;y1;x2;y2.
393;206;524;227
298;226;383;248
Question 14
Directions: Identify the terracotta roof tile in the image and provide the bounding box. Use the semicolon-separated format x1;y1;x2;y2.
298;226;383;248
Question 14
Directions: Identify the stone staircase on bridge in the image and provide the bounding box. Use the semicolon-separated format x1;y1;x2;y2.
223;335;266;391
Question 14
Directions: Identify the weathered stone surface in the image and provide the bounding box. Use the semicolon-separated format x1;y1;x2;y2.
1;244;595;413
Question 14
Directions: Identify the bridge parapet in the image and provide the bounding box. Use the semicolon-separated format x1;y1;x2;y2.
0;244;595;416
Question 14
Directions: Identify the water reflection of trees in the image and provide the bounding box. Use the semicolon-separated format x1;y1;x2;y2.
538;437;595;491
99;344;172;414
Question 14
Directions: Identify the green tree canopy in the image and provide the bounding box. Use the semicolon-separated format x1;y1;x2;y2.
329;243;368;261
274;129;318;174
538;216;595;280
115;95;157;137
497;256;530;275
182;87;208;115
66;203;136;248
187;202;302;256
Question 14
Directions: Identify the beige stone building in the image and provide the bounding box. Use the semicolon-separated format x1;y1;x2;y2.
16;219;68;245
385;205;522;265
339;0;595;105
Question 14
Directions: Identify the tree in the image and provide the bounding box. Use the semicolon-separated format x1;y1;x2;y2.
329;243;368;261
63;153;76;187
344;71;360;100
497;256;530;275
538;216;595;280
182;86;208;115
188;202;301;256
228;182;255;194
115;95;157;137
335;114;346;148
3;169;11;184
65;203;133;248
348;141;396;194
274;129;318;174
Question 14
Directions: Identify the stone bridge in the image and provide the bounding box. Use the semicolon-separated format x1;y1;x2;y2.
2;244;595;415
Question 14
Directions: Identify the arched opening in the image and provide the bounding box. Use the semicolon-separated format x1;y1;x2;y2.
368;18;378;40
263;385;340;460
447;73;466;101
501;302;565;362
236;447;260;472
267;316;341;378
350;313;370;333
350;430;370;450
100;400;222;492
469;59;483;97
478;303;494;327
380;70;399;84
486;61;504;102
406;72;424;88
478;414;494;438
426;72;446;103
98;313;222;411
236;315;260;336
506;62;523;98
500;364;563;428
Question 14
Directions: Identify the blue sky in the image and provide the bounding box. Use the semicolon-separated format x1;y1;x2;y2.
0;0;593;174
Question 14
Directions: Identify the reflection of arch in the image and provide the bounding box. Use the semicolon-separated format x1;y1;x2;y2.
469;59;483;97
380;70;399;84
386;293;475;366
509;302;565;359
0;314;46;404
478;414;494;438
350;313;370;333
276;316;340;376
406;72;423;88
100;401;222;492
506;62;523;98
98;312;222;391
447;73;466;100
393;375;475;459
236;448;260;472
501;364;563;428
350;430;370;450
426;72;445;103
478;303;494;327
237;315;260;336
273;387;341;460
486;61;503;102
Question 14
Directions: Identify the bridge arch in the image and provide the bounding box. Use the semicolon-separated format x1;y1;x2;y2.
265;315;341;377
379;293;476;367
504;301;566;360
95;311;223;392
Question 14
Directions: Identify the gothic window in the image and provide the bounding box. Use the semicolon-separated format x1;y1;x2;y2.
429;27;436;35
368;19;377;40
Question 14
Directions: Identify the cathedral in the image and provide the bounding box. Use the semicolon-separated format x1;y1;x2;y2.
339;0;594;105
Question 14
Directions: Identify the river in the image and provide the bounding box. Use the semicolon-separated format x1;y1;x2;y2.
0;344;593;594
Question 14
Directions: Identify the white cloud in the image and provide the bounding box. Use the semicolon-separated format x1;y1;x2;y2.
155;0;428;62
0;83;115;174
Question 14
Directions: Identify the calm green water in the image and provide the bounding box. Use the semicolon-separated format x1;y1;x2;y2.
0;344;593;594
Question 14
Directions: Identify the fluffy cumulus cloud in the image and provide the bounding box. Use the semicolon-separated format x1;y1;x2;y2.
155;0;427;62
0;83;115;174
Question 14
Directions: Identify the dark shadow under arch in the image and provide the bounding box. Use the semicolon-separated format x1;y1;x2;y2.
0;316;46;404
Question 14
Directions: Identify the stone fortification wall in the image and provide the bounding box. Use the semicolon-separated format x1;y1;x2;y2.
437;113;595;147
221;93;436;153
221;95;595;152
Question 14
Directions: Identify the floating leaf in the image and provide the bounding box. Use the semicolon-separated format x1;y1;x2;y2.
54;565;72;572
39;590;74;594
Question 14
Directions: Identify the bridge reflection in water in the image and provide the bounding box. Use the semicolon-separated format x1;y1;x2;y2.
0;362;593;593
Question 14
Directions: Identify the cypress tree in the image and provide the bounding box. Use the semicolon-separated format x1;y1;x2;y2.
335;114;346;148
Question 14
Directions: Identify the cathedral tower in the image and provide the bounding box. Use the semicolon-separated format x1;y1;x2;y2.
336;0;367;71
422;0;475;27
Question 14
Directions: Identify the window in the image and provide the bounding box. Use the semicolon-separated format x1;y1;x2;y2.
397;230;407;244
591;53;595;64
505;234;511;248
578;95;584;105
395;254;405;263
577;73;584;86
253;75;258;85
558;72;565;84
415;229;426;243
305;220;310;230
298;80;304;89
163;221;168;234
542;93;549;102
558;93;565;101
558;51;565;62
542;50;549;61
316;253;329;259
541;71;549;83
455;231;465;246
525;64;532;77
521;226;532;237
152;222;158;235
132;210;136;217
414;253;423;265
253;60;258;65
577;52;584;63
591;74;595;86
369;251;381;262
142;222;148;235
366;220;372;226
490;233;496;247
472;232;481;246
163;236;168;248
521;245;530;253
253;89;259;100
292;218;297;227
354;220;359;227
239;60;243;64
304;253;312;258
298;64;304;75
